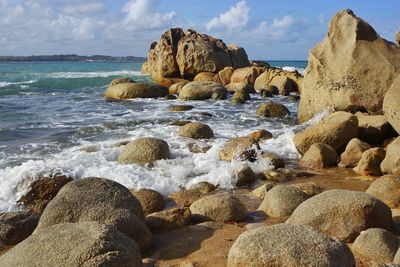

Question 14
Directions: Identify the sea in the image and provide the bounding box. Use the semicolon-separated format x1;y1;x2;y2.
0;60;317;211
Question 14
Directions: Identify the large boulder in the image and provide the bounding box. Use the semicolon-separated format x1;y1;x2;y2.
178;122;214;139
384;76;400;135
227;224;355;267
356;112;393;144
178;81;227;100
299;143;338;169
366;175;400;208
214;67;234;85
219;136;260;161
104;82;168;100
258;185;309;218
381;136;400;175
352;228;399;267
230;67;265;85
353;147;386;176
193;72;216;81
225;83;255;94
0;211;39;247
293;111;358;155
339;138;371;167
0;222;142;267
34;177;153;251
228;44;250;68
255;102;289;117
109;77;135;86
298;9;400;123
254;68;301;95
168;81;188;94
286;189;392;242
190;193;247;223
118;138;171;164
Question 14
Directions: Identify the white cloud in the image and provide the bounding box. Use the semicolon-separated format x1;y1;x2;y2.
206;1;249;31
62;2;106;15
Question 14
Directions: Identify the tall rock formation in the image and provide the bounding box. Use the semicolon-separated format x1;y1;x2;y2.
142;28;250;81
298;9;400;123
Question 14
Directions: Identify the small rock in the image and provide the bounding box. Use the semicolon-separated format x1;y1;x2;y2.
189;182;216;194
259;170;290;182
259;89;274;98
256;102;289;117
104;82;168;100
187;143;211;153
146;207;191;232
353;147;386;176
292;182;323;197
190;193;247;223
219;137;260;162
168;105;194;112
165;94;177;100
249;130;273;141
130;189;165;215
299;143;338;169
251;182;276;199
261;152;285;169
0;211;39;246
178;122;214;139
231;92;250;104
169;120;192;126
235;165;256;186
366;175;400;208
168;189;204;206
259;185;309;218
118;138;171;164
339;138;371;167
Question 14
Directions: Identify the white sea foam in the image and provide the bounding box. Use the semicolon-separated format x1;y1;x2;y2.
0;80;37;88
47;70;146;79
282;66;305;75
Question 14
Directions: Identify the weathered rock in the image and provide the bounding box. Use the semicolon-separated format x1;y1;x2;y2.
104;82;168;100
259;87;276;97
146;207;191;232
18;174;73;214
268;75;297;96
287;189;392;242
118;138;171;164
219;137;260;161
187;143;211;154
235;165;256;186
255;102;289;117
366;175;400;208
299;9;400;122
254;68;301;95
225;83;255;94
300;143;338;169
356;112;393;144
352;228;398;267
214;67;234;85
228;44;250;68
35;177;153;251
178;122;214;139
169;81;188;94
381;137;400;175
168;189;204;206
251;182;275;199
130;189;165;215
384;76;400;135
396;32;400;45
0;211;39;246
230;67;265;85
193;72;216;82
227;223;355;267
109;77;135;86
178;81;227;100
293;182;324;197
339;138;371;167
261;152;285;169
190;193;247;223
231;91;250;104
249;130;273;141
259;170;290;182
259;185;309;218
0;222;143;267
189;182;216;194
353;147;386;176
293;111;358;155
168;104;194;112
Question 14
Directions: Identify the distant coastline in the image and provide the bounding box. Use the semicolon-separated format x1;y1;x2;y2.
0;54;146;63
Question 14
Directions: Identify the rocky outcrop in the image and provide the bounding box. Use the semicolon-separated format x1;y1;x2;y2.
104;82;168;100
0;211;38;247
144;28;250;81
352;228;398;267
381;137;400;175
178;122;214;139
298;9;400;123
0;222;142;267
287;189;392;242
130;189;165;215
178;81;227;100
293;111;358;155
383;76;400;135
118;138;171;164
339;138;371;167
227;224;355;267
34;177;153;251
366;175;400;208
190;193;247;223
300;143;338;169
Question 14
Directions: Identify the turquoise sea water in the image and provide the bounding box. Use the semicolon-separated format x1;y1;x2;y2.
0;60;308;211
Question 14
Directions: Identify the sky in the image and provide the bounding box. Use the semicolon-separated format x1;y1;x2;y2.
0;0;399;59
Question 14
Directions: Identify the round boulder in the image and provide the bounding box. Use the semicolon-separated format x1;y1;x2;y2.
366;175;400;208
109;77;135;87
130;189;165;215
227;223;355;267
0;222;142;267
104;82;168;100
118;138;171;164
249;130;273;141
178;122;214;139
339;138;371;167
259;185;309;218
256;102;289;117
353;147;386;176
178;81;227;100
286;189;392;242
381;137;400;176
34;177;153;252
299;143;338;169
219;136;260;161
190;193;247;223
193;72;216;82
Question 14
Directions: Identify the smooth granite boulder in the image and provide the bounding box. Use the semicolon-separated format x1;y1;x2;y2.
118;138;171;164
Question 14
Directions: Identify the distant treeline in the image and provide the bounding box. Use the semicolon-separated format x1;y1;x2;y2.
0;54;146;62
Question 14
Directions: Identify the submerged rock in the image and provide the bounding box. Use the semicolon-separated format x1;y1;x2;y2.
293;111;358;155
286;189;392;242
298;9;400;122
0;222;142;267
104;82;168;100
118;138;171;164
178;122;214;139
339;138;371;168
168;104;194;112
0;211;39;247
178;81;227;100
227;224;355;267
34;177;153;252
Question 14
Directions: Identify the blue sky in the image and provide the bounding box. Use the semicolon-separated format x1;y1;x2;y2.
0;0;399;59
